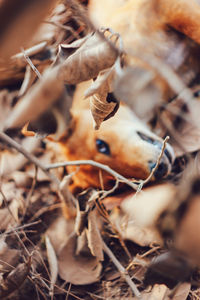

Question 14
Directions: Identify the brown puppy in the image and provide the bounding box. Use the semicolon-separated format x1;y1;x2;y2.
59;0;200;192
59;81;174;192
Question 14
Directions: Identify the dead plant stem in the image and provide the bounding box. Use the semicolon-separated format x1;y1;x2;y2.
102;240;141;298
46;160;138;190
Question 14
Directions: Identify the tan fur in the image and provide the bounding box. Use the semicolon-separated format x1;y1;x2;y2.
59;81;174;191
59;0;200;191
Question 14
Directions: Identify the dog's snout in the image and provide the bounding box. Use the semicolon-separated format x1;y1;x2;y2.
149;161;169;179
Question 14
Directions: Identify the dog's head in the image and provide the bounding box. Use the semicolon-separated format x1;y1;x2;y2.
59;97;174;191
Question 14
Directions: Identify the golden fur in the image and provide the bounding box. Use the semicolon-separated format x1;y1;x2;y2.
59;0;200;192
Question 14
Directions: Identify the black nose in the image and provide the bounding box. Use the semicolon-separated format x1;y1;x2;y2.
149;162;169;179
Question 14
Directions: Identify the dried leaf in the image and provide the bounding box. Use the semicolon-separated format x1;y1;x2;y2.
58;29;119;84
59;175;76;219
45;235;58;296
86;209;104;260
140;284;169;300
121;184;175;229
58;232;102;285
0;238;20;273
0;257;31;299
0;199;21;230
114;66;162;122
46;215;74;255
85;66;119;129
171;282;191;300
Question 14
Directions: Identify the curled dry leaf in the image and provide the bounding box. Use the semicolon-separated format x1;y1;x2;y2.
85;65;119;129
114;66;162;122
0;257;31;299
45;235;58;296
58;29;119;85
58;232;102;285
86;209;104;261
59;174;76;219
46;215;102;285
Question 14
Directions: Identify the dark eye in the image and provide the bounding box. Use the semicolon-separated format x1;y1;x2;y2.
96;139;110;155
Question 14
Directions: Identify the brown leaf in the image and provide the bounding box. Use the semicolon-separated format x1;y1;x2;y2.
0;199;21;230
0;257;31;299
121;184;175;230
85;65;119;129
139;284;169;300
45;235;58;296
46;215;74;255
58;29;119;85
0;238;20;273
171;282;191;300
58;232;102;285
114;66;162;122
86;209;104;261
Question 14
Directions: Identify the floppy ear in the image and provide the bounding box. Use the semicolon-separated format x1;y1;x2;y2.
58;117;77;144
158;0;200;44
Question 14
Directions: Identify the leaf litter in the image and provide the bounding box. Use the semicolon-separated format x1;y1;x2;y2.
1;0;200;299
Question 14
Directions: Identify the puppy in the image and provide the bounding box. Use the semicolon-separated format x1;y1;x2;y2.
59;0;200;192
59;81;174;192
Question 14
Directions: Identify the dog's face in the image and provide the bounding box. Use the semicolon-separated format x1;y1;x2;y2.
59;104;174;190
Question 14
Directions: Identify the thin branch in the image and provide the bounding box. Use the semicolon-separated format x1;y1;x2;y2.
21;47;42;79
139;136;170;187
0;132;60;185
102;240;141;298
46;160;139;190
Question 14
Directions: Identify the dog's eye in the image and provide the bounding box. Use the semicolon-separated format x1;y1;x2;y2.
96;139;110;155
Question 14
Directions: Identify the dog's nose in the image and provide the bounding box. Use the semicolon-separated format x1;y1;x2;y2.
149;161;169;179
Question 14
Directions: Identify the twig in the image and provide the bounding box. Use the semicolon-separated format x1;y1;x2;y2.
46;160;139;190
0;132;60;185
102;240;141;298
4;220;41;235
12;42;47;60
21;47;42;79
139;136;170;188
19;65;35;97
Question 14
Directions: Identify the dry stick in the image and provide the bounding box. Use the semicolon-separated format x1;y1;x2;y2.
0;132;60;186
21;47;42;79
102;240;141;299
46;160;138;190
139;136;170;188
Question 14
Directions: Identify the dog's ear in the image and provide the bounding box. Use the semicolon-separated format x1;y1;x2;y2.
158;0;200;44
58;117;77;144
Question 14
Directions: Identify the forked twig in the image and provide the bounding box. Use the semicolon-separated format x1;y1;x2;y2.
46;160;139;190
21;47;42;79
102;240;141;298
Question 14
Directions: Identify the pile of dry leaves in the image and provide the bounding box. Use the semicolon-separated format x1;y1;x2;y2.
1;0;200;299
